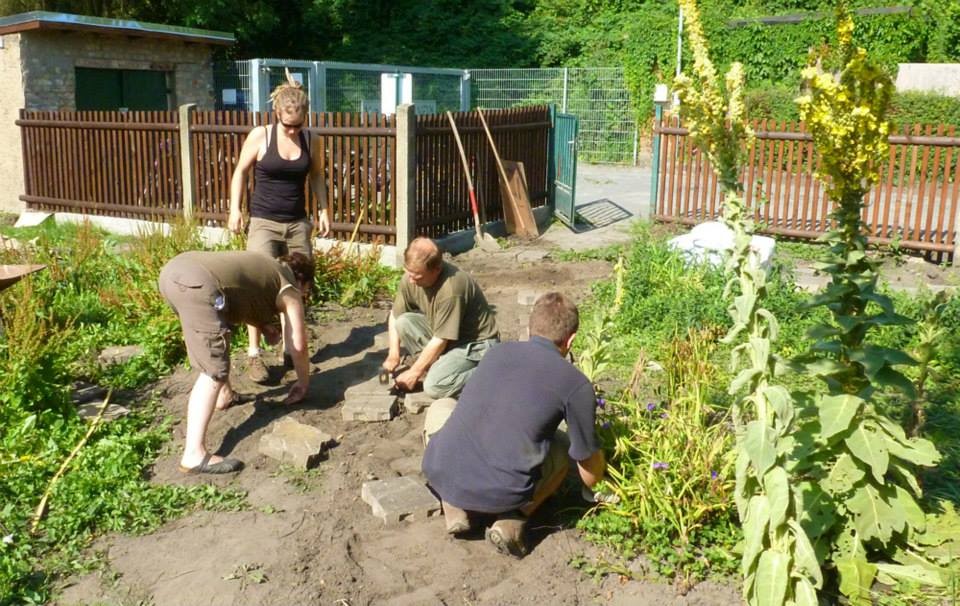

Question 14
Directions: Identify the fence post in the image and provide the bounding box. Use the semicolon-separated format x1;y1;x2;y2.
561;68;568;113
649;85;669;218
178;103;196;221
394;104;417;267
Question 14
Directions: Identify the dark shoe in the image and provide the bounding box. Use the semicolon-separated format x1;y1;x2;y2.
178;453;244;475
442;500;470;535
246;355;269;384
485;512;528;558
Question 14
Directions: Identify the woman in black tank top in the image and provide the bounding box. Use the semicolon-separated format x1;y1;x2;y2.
227;75;330;382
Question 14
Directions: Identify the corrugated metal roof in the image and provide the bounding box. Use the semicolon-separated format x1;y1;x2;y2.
0;11;234;45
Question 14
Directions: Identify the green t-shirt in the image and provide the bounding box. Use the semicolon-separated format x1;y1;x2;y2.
188;250;297;326
392;261;498;344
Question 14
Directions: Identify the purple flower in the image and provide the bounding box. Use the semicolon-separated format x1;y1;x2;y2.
653;462;669;470
601;421;611;430
711;470;719;480
596;397;606;409
646;402;656;412
660;412;669;419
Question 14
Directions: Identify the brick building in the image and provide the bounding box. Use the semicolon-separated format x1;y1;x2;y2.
0;11;234;212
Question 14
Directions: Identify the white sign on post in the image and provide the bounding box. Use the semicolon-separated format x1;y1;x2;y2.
380;73;413;116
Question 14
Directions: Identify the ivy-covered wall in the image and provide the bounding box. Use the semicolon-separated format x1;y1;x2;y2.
531;0;960;120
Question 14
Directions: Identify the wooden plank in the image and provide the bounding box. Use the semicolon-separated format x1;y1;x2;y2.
500;160;538;237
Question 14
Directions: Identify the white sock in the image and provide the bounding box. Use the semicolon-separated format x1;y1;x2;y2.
247;348;261;358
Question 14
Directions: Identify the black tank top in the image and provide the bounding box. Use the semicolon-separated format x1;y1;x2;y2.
250;123;310;222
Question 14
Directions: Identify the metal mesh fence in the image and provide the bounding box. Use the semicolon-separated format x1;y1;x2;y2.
212;60;251;110
213;60;466;115
325;67;383;113
469;67;637;164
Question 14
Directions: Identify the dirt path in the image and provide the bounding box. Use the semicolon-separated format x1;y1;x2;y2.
58;240;741;606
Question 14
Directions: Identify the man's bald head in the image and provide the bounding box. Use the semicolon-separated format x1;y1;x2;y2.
404;237;442;272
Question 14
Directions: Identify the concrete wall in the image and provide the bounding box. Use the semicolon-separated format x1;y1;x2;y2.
0;33;26;213
895;64;960;96
19;31;216;111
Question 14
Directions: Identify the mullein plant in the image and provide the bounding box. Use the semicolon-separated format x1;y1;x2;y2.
793;5;951;603
673;1;822;604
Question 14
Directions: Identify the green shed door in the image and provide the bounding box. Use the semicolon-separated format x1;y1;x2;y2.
76;68;169;111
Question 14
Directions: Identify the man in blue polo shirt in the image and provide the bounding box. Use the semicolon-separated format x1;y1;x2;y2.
421;292;606;557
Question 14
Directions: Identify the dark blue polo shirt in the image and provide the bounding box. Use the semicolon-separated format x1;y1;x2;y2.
421;336;599;512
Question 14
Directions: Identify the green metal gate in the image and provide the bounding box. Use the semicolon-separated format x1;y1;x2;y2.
553;112;578;225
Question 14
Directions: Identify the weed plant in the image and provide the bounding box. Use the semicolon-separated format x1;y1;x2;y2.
576;222;960;597
0;219;396;603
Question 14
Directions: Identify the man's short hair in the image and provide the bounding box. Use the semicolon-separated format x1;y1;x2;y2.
404;237;442;271
529;292;579;346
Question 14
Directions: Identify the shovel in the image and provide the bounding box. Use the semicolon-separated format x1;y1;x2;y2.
446;111;500;252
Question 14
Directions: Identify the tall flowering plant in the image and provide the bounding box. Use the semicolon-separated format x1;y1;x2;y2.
674;1;821;604
793;5;945;604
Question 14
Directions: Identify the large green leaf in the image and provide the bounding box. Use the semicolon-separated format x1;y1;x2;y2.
788;519;823;587
846;483;904;543
756;309;779;341
743;495;771;572
836;557;877;606
730;368;762;395
807;324;841;339
883;434;940;467
749;336;770;369
871;366;917;398
820;452;865;495
892;485;926;532
763;385;793;428
763;467;790;528
744;421;777;476
793;579;818;606
844;421;889;483
754;551;789;606
734;292;757;324
793;481;835;541
875;563;944;587
735;449;751;516
819;394;863;440
802;358;847;376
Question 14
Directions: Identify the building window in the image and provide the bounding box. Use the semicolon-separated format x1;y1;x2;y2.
75;67;171;111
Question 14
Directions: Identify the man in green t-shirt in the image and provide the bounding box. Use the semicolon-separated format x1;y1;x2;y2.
382;237;498;399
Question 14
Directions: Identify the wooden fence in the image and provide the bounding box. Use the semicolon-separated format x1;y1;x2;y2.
415;107;551;238
17;106;552;245
653;117;960;255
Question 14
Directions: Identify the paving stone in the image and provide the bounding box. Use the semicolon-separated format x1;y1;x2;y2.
516;288;543;306
342;395;398;422
402;392;433;414
14;211;53;228
258;417;332;469
77;401;130;421
344;375;391;399
98;345;144;366
389;456;423;476
361;476;440;525
516;249;549;263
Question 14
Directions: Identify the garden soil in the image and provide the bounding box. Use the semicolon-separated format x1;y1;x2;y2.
55;237;744;606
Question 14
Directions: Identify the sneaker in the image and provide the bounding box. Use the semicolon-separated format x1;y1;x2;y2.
246;355;269;384
441;500;470;535
485;512;528;557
